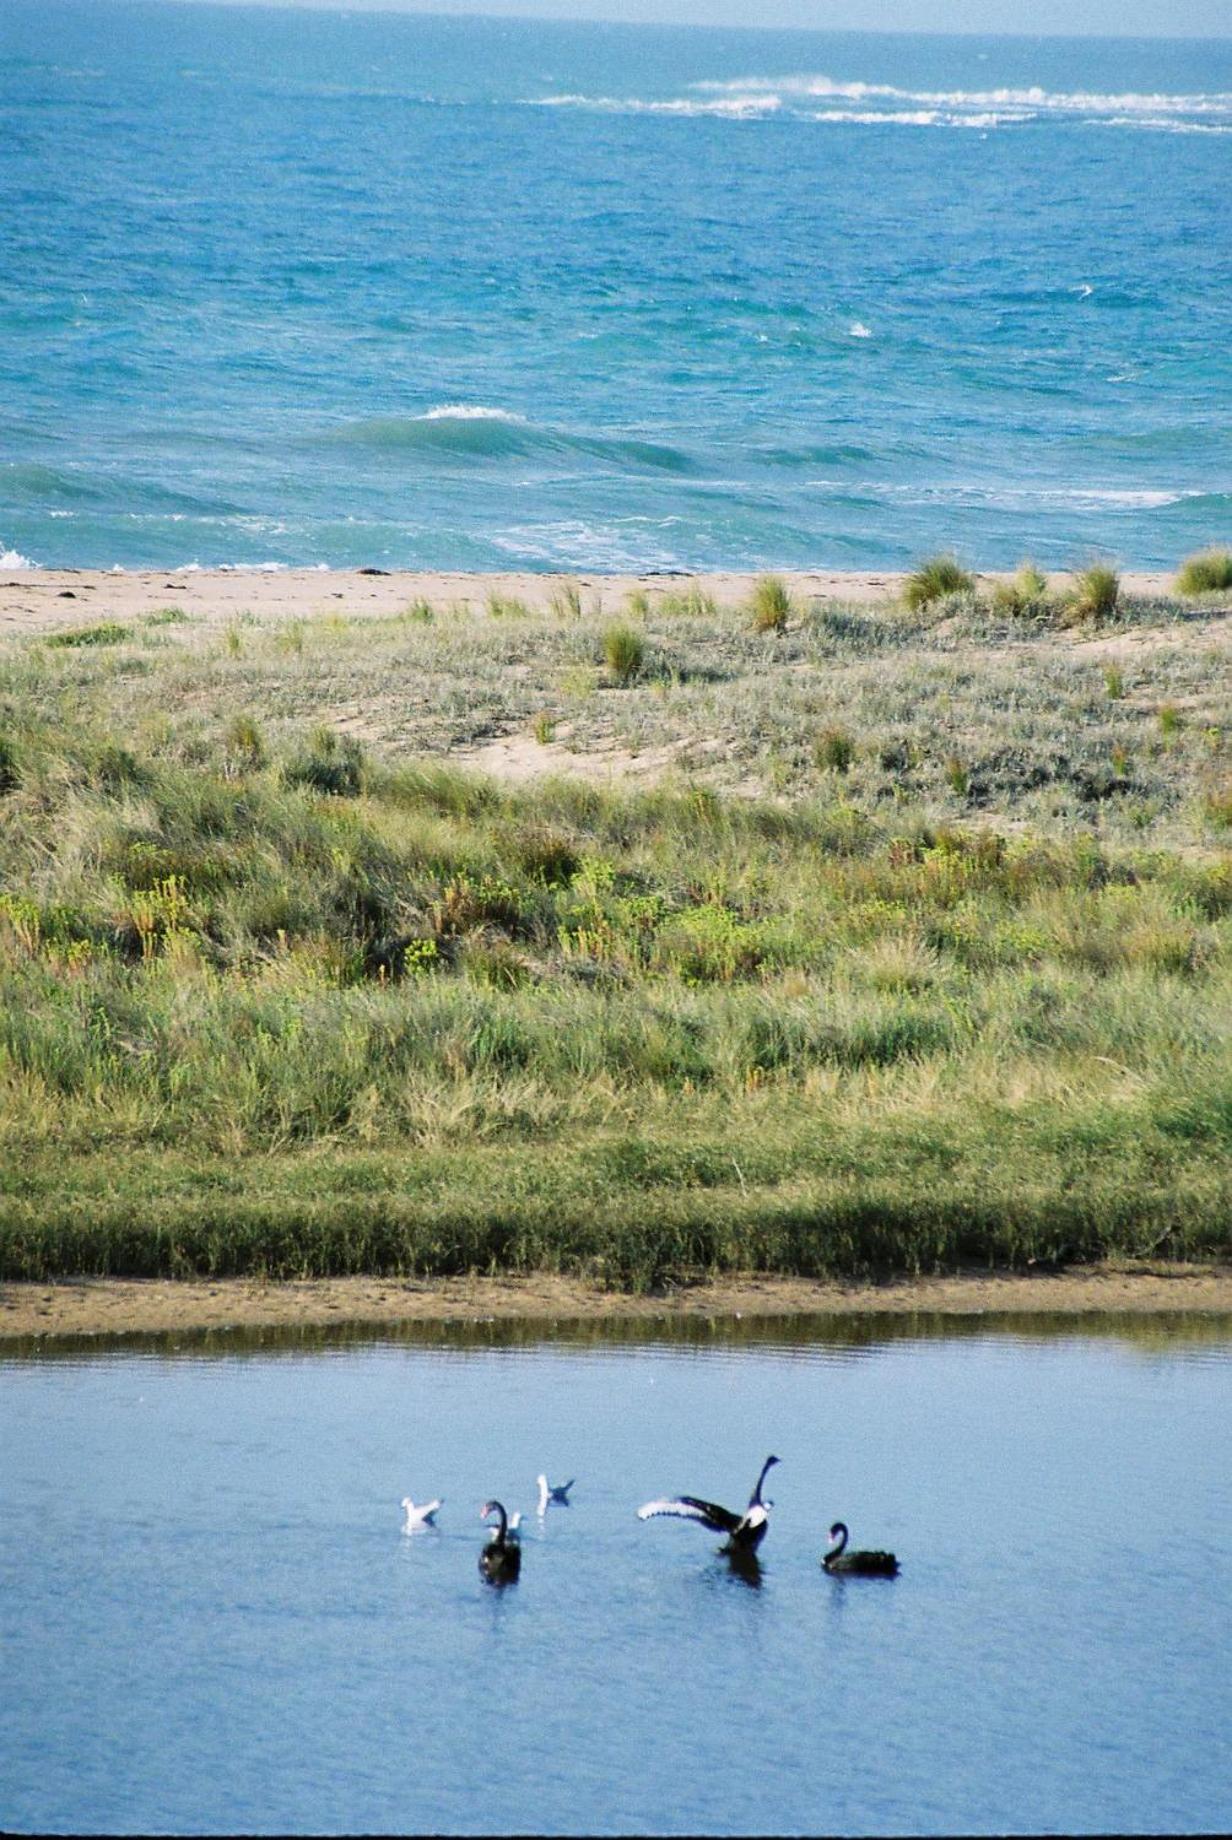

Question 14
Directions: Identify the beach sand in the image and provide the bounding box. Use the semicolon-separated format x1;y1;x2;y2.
0;566;1181;644
2;1265;1230;1341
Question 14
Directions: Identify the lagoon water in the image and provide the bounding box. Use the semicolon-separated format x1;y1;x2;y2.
2;1315;1230;1835
2;3;1231;572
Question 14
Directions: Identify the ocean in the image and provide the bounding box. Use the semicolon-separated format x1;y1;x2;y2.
2;1;1230;572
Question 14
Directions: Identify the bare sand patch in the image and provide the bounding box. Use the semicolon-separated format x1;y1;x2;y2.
0;566;1184;643
2;1264;1230;1341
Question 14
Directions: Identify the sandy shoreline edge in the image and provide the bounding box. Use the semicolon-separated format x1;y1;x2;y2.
4;1266;1231;1340
1;565;1183;641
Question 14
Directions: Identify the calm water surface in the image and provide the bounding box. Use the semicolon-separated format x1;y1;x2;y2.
2;1314;1230;1835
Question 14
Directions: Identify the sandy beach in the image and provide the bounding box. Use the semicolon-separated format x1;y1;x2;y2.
0;565;1182;643
3;1264;1231;1340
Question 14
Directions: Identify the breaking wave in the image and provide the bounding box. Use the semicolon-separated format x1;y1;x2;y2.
534;76;1232;131
325;408;699;474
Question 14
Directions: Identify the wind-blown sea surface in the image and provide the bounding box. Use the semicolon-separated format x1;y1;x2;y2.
2;2;1231;571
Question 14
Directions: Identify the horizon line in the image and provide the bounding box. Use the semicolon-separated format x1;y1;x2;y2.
33;0;1232;48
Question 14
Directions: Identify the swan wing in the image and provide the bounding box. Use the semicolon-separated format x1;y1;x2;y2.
637;1495;741;1534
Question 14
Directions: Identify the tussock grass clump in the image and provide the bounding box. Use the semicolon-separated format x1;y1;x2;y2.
283;727;366;797
550;581;583;621
815;727;855;773
1203;785;1232;829
992;563;1050;617
0;734;18;794
1175;549;1232;597
487;593;532;619
1064;564;1120;625
46;622;129;648
658;585;716;618
903;556;974;611
750;575;792;634
1103;664;1125;700
602;623;644;684
224;714;267;774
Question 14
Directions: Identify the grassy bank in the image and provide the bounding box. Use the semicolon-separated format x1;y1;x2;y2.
2;578;1230;1283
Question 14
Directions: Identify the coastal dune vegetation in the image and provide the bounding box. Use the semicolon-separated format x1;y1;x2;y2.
1;570;1230;1286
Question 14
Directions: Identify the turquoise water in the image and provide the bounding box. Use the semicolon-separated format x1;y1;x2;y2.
1;5;1230;572
2;1316;1230;1835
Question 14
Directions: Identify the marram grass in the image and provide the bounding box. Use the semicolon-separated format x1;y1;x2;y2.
1;693;1230;1284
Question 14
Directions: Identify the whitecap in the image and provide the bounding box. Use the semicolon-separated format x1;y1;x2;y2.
848;321;873;339
687;72;1232;124
422;404;525;422
1;546;36;568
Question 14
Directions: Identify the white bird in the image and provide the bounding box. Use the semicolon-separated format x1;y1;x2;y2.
537;1473;574;1515
400;1495;442;1532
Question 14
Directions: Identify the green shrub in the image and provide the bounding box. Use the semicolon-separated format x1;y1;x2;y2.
750;575;791;634
602;623;645;684
1159;703;1182;739
1175;550;1232;597
903;556;974;610
1103;663;1125;700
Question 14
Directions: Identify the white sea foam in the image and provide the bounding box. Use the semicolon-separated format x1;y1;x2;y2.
532;93;780;118
848;321;873;339
528;80;1232;128
1;546;36;568
690;74;1232;120
422;404;525;422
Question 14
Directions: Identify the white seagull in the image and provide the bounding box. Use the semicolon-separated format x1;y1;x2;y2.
537;1473;574;1515
400;1495;442;1532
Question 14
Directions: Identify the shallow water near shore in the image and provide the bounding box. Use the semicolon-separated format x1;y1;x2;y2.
3;1314;1230;1835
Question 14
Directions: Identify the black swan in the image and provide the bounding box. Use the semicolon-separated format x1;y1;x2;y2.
822;1521;899;1576
638;1454;780;1553
479;1500;522;1583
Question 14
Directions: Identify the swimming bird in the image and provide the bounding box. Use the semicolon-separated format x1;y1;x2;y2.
822;1521;899;1576
400;1496;442;1532
537;1473;574;1514
479;1500;522;1584
638;1455;780;1554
